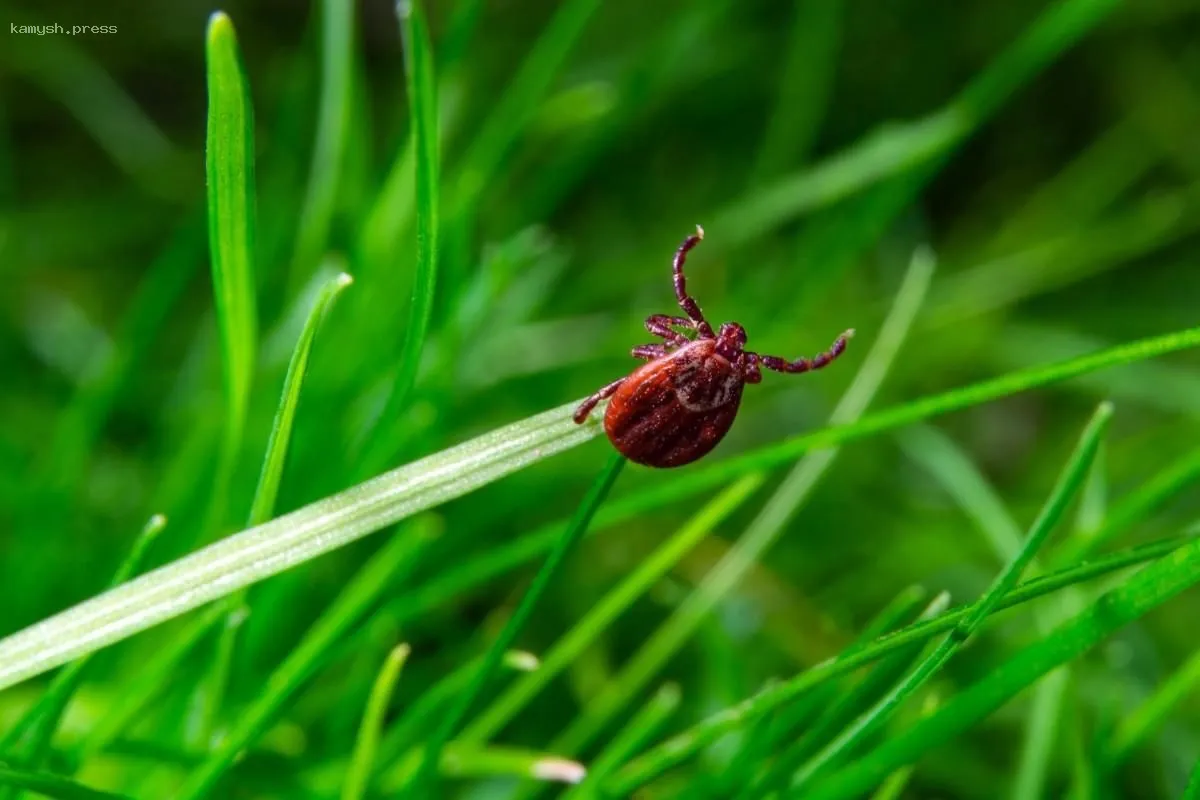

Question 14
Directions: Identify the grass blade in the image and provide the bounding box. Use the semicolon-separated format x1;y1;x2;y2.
204;11;259;533
0;767;133;800
341;643;410;800
1102;644;1200;769
407;453;626;793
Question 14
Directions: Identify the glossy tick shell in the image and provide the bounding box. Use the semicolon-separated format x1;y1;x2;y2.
573;225;853;468
604;338;744;468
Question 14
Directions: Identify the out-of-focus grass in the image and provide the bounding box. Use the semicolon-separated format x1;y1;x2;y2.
3;0;1200;798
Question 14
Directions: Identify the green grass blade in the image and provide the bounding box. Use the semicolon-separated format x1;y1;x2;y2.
358;0;440;472
603;532;1192;796
803;537;1200;799
341;643;410;800
1102;644;1200;768
0;767;133;800
788;402;1112;792
0;399;597;692
0;514;166;758
564;683;681;800
175;522;434;799
714;0;1118;243
204;11;259;532
287;0;355;293
460;472;765;745
1011;668;1070;800
1186;758;1200;800
407;453;626;794
553;245;935;759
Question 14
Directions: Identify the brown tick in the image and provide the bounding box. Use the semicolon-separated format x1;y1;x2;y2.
573;226;854;468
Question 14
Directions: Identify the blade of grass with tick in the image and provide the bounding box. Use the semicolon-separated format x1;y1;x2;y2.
799;523;1200;800
406;453;626;794
459;472;766;746
174;521;434;800
286;0;355;296
601;530;1194;796
193;270;353;743
714;0;1119;243
0;766;134;800
0;515;166;767
564;683;681;800
4;325;1200;695
786;402;1112;794
357;0;440;474
202;11;258;539
340;643;410;800
544;246;935;769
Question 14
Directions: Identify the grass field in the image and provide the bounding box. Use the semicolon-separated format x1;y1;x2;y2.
2;0;1200;797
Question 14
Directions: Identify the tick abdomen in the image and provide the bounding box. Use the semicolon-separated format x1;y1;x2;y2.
604;340;744;467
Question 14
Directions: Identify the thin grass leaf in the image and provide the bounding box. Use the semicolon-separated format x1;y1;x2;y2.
1102;644;1200;769
460;472;765;745
204;11;259;534
408;453;626;794
1186;758;1200;800
802;535;1200;799
175;522;434;799
714;0;1118;243
0;514;166;762
341;643;410;800
603;531;1193;796
551;245;936;764
357;0;440;472
287;0;355;294
788;402;1112;793
564;683;681;800
0;399;597;693
1012;668;1070;800
0;767;133;800
378;744;585;787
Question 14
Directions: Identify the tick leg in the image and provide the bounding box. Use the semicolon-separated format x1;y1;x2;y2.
632;343;669;360
673;225;715;338
756;329;855;375
742;353;763;384
573;377;626;423
645;314;693;346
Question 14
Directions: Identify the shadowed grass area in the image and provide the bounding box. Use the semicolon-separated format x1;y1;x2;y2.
2;0;1200;798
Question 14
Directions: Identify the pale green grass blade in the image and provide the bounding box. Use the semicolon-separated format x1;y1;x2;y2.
564;683;681;800
408;453;626;793
803;536;1200;799
0;767;133;800
0;399;597;692
551;246;935;760
341;643;410;800
788;403;1111;793
358;0;440;472
0;515;166;760
204;11;259;533
1011;668;1070;800
714;0;1118;243
602;532;1192;796
287;0;355;293
460;472;765;745
175;522;434;799
1102;644;1200;768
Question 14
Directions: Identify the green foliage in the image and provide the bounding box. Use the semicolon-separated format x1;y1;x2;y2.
2;0;1200;798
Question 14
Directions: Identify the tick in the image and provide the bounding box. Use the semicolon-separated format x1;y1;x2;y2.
573;225;854;468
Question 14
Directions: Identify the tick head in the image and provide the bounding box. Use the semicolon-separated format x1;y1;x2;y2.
715;322;747;360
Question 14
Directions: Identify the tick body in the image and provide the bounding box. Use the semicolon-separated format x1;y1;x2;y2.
573;226;854;468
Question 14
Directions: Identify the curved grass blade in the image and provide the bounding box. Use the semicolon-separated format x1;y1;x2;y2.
204;11;259;534
407;453;626;794
341;643;410;800
787;403;1112;793
602;532;1195;796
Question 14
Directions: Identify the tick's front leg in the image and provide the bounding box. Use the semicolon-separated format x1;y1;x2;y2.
573;378;626;423
757;329;855;375
672;226;715;338
645;314;694;346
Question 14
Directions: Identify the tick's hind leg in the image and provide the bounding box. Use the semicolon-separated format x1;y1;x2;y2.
672;226;715;338
756;329;855;375
645;314;694;346
632;343;669;361
574;377;626;423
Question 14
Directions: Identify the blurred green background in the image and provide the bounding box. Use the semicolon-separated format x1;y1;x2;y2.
3;0;1200;797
